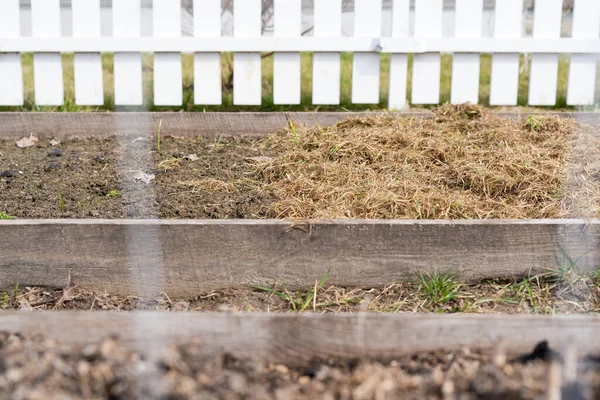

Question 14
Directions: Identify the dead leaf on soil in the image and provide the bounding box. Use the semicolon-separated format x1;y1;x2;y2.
49;139;61;146
16;134;39;149
133;171;156;184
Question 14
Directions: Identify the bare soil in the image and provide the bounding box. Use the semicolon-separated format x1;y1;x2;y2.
1;105;599;220
1;331;599;399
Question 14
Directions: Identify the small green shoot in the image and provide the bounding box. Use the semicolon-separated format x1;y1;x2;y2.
0;211;15;220
106;189;121;198
525;115;544;132
0;293;8;308
58;189;65;213
288;120;301;143
1;283;19;309
417;271;462;306
253;268;331;312
157;119;163;151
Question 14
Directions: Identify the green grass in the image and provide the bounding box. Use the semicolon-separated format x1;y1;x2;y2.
106;189;121;198
417;271;462;307
0;52;578;112
253;268;332;312
58;189;65;214
0;212;15;220
0;283;18;309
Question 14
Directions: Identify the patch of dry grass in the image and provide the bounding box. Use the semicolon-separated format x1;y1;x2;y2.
257;104;578;219
3;269;600;314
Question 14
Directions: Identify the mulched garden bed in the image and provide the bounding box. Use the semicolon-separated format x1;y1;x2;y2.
1;105;598;220
1;331;598;399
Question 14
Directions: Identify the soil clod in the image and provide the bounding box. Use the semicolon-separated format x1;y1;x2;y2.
47;148;63;157
515;341;561;364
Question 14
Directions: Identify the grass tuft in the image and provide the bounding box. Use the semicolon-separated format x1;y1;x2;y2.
253;268;332;312
417;271;462;307
0;212;15;220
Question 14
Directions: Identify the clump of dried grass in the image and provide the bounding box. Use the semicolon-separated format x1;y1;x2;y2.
258;104;576;219
177;178;236;193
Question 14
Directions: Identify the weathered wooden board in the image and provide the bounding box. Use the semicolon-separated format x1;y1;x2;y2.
0;112;598;139
1;312;599;365
0;219;599;297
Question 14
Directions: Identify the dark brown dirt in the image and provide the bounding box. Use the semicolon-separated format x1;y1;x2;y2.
2;108;599;220
0;137;125;219
154;136;276;219
1;332;599;399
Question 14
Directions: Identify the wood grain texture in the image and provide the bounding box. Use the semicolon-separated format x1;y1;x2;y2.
1;312;599;365
0;219;599;297
0;112;598;139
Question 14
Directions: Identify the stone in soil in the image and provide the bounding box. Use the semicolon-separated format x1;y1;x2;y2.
0;170;14;178
47;148;63;157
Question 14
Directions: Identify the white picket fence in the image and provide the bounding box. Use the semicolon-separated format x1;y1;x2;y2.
0;0;598;108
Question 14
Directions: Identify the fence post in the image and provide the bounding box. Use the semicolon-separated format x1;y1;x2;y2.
0;0;23;106
153;0;183;106
194;0;222;105
567;0;600;106
351;0;382;104
233;0;262;105
388;0;409;110
312;0;342;105
273;0;302;105
412;0;443;104
32;0;64;106
72;0;104;106
489;0;523;106
451;0;483;104
528;0;562;106
113;0;143;106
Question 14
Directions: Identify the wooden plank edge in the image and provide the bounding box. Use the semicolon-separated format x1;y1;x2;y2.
1;219;599;297
1;312;599;365
0;111;597;139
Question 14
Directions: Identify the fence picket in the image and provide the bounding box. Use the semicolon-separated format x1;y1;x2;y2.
489;0;522;106
273;0;302;105
0;0;23;106
312;0;342;105
451;0;482;104
352;0;382;104
233;0;262;105
567;0;600;106
72;0;103;106
153;0;182;106
412;0;443;104
2;1;594;109
528;0;562;106
388;0;409;110
194;0;221;105
31;0;63;106
113;0;143;106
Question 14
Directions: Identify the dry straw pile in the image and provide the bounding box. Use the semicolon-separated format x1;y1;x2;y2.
257;104;578;219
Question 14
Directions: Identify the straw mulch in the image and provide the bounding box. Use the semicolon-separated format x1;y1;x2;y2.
256;104;579;219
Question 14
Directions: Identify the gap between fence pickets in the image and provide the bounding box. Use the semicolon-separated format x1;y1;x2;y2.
0;219;599;297
0;312;599;365
0;112;598;139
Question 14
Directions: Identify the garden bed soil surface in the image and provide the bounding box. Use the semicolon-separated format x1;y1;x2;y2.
1;105;599;220
2;272;598;314
1;331;599;400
